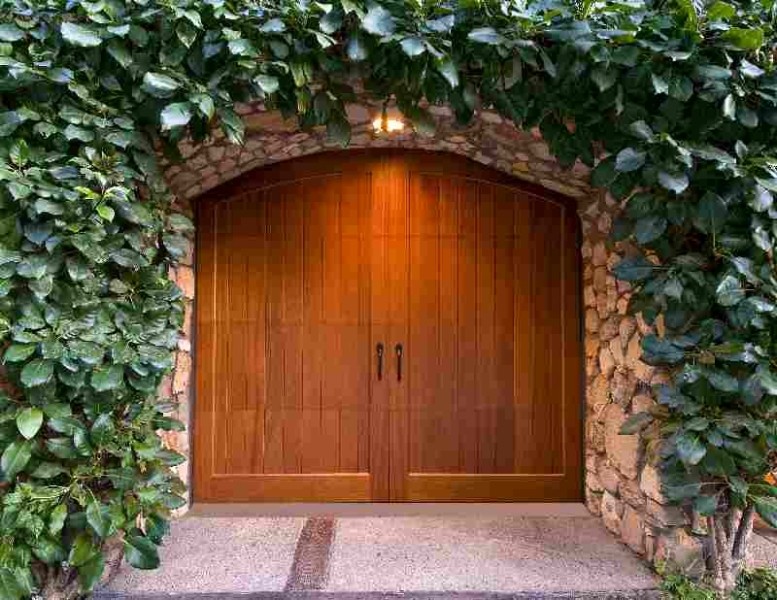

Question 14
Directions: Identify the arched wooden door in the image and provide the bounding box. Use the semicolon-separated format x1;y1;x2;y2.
194;150;582;502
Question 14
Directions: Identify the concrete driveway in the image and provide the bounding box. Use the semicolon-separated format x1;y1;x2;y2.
95;504;670;599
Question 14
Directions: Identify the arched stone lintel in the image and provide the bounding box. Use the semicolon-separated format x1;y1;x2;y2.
165;100;593;207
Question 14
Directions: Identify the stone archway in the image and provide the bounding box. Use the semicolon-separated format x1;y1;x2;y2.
159;98;699;568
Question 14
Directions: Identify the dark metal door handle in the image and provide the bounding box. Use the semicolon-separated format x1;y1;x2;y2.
376;343;384;381
395;343;403;382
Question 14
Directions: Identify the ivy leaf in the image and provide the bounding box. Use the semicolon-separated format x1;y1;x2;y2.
142;72;180;98
0;568;24;600
20;359;54;387
629;120;654;141
346;35;368;60
0;24;25;42
1;441;32;481
722;27;764;51
436;59;459;89
361;6;395;36
694;192;727;234
260;18;285;33
468;27;503;45
694;494;718;516
96;205;115;222
658;171;689;195
716;275;745;307
145;514;170;545
68;533;97;567
78;554;105;593
160;102;192;130
723;94;736;120
167;214;194;233
642;335;685;365
61;23;103;47
4;344;36;363
400;37;426;57
634;216;667;244
326;117;351;147
107;40;132;67
591;67;616;92
0;111;22;136
741;60;764;79
16;407;43;440
163;234;189;259
125;532;161;569
651;73;669;94
702;446;736;477
90;365;124;392
86;500;114;538
254;75;279;95
704;368;739;393
48;503;68;536
676;433;706;466
33;538;66;564
615;147;646;172
90;413;115;445
32;462;68;480
612;256;655;281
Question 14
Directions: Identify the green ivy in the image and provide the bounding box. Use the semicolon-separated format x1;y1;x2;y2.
0;0;775;597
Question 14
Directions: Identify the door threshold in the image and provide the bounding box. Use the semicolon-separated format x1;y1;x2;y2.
187;502;589;518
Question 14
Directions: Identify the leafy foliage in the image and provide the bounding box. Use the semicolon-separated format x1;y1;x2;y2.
661;570;717;600
732;568;777;599
661;567;777;599
0;0;775;596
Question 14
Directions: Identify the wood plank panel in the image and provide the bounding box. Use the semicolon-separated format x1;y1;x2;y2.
195;155;380;501
397;153;582;501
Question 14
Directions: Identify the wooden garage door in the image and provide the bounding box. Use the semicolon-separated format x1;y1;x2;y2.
194;150;582;502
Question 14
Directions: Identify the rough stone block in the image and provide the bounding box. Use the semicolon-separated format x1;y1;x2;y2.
598;463;621;495
640;464;667;504
620;478;646;510
601;491;623;534
604;404;641;479
647;499;688;527
587;472;604;493
173;352;192;395
622;506;646;554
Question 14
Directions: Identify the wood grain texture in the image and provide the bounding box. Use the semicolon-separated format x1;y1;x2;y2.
194;150;582;502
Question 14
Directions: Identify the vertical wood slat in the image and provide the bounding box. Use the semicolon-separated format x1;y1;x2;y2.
476;183;496;474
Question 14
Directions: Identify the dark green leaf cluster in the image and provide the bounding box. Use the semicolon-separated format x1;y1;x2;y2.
0;0;775;595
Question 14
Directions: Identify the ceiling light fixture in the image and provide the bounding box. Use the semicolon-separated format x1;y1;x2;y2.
373;107;404;134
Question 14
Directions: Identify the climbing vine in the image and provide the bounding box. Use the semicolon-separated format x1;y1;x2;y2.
0;0;775;597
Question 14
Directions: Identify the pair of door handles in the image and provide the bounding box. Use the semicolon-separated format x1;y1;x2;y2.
375;343;402;382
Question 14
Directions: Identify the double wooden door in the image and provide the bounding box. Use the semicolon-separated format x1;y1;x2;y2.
194;150;582;502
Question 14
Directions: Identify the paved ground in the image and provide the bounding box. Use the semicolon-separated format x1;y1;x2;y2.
750;524;777;570
97;508;666;599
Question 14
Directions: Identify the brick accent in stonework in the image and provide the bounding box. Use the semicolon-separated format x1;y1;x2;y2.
161;98;704;570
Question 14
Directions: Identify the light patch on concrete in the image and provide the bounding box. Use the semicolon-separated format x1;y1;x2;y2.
327;517;658;593
103;517;304;594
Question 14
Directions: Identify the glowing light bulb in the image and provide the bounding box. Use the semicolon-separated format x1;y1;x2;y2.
372;116;405;133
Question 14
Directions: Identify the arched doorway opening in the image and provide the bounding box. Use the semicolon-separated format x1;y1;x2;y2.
193;149;582;502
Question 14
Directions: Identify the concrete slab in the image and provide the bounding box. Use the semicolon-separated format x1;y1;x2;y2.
102;516;304;594
327;517;658;594
749;532;777;569
97;514;663;599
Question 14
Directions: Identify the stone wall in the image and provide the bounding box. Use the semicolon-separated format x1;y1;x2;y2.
161;99;703;570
